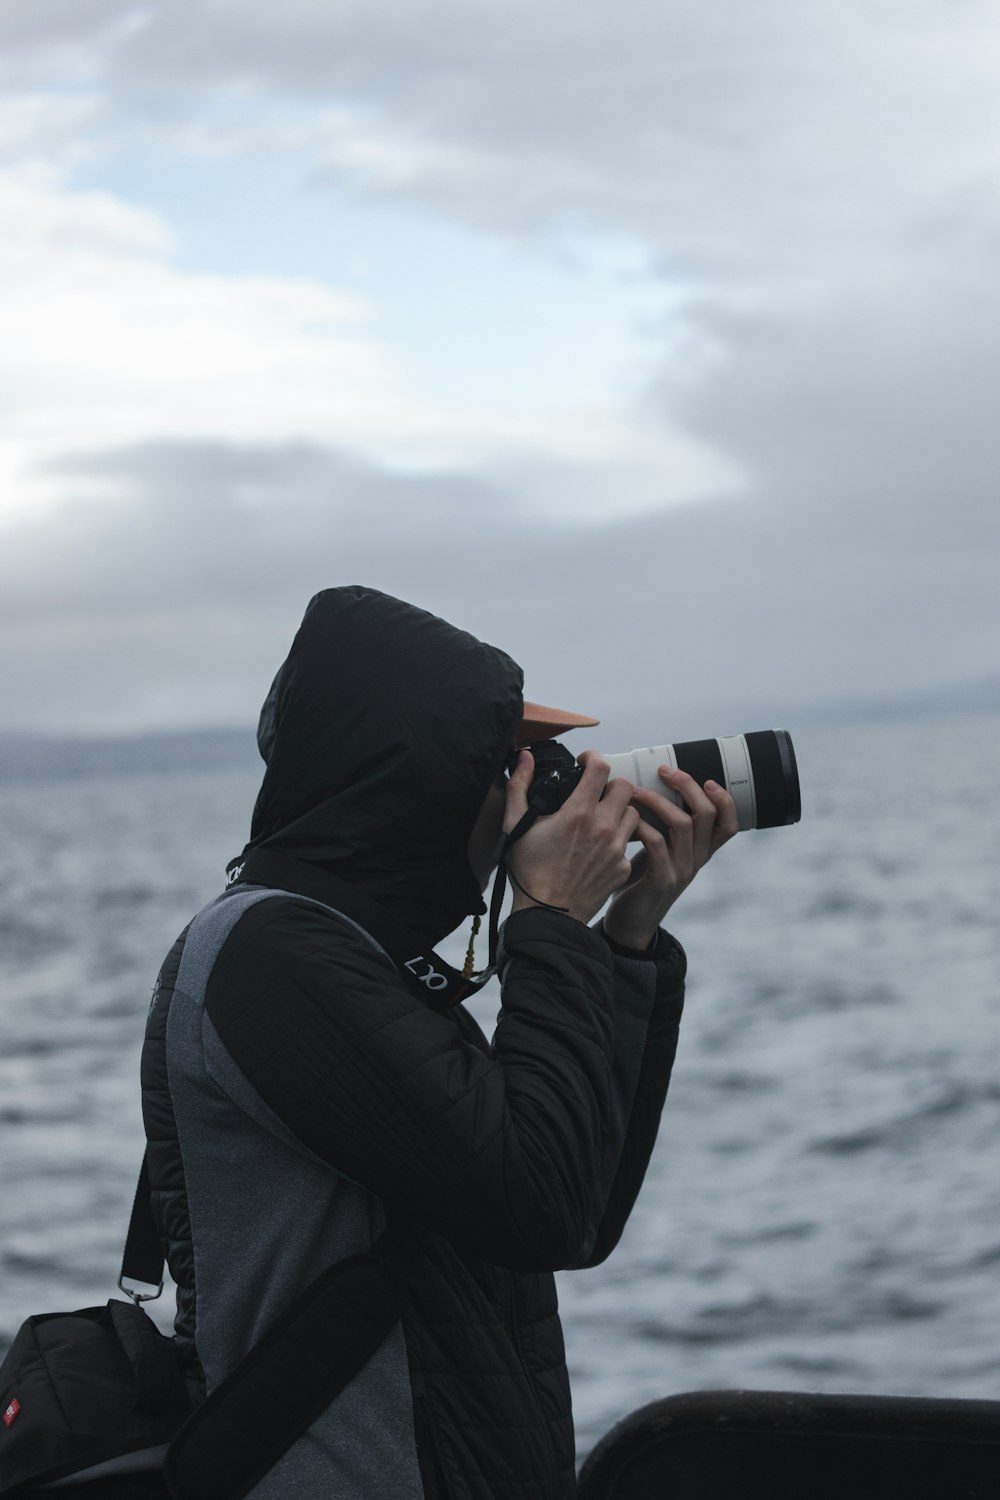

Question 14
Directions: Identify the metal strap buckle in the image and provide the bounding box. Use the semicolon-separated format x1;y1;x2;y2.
118;1274;164;1306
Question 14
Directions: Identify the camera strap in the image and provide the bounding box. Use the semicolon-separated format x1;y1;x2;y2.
226;848;493;1008
485;776;574;970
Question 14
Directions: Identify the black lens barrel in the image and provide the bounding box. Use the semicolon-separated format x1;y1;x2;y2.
745;729;800;827
671;738;726;791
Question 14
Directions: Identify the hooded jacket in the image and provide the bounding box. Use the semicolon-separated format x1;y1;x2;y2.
141;587;687;1499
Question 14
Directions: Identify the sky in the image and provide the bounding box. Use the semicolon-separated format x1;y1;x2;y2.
1;0;998;741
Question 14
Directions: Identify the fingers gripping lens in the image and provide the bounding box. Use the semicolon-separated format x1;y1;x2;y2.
604;731;800;831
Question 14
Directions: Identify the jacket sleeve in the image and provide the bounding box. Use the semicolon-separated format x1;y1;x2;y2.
204;897;680;1271
568;923;686;1268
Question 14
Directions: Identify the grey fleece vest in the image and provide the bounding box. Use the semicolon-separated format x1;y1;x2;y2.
157;885;424;1499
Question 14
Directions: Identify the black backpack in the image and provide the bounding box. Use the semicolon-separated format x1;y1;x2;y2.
0;1155;417;1498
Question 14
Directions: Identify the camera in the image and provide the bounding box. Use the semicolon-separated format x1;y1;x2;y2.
522;730;801;832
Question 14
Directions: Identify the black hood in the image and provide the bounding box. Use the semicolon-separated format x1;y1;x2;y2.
236;587;524;944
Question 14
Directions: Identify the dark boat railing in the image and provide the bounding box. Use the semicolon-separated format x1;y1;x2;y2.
578;1388;1000;1499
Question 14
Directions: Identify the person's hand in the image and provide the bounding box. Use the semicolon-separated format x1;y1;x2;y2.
602;767;738;951
503;749;640;924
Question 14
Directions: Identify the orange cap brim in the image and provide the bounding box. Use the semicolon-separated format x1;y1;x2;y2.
516;700;600;748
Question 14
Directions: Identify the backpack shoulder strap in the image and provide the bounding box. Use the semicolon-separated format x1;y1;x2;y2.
164;1219;424;1500
119;1152;165;1303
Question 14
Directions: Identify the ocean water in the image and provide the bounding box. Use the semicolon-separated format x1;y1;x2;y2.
1;715;998;1458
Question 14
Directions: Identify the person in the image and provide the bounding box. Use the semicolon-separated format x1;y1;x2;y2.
141;585;737;1499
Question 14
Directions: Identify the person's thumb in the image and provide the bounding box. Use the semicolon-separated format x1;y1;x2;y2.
504;750;533;833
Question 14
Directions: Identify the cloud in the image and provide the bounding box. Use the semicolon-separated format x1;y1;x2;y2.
86;1;1000;521
98;2;999;274
0;157;396;518
0;2;996;734
0;91;101;166
2;432;993;737
8;3;999;296
2;151;730;527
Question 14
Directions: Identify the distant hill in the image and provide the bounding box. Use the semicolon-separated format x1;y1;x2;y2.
0;674;996;782
0;728;260;782
794;673;1000;727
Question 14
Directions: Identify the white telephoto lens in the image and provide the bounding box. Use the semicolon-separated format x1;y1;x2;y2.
603;737;756;832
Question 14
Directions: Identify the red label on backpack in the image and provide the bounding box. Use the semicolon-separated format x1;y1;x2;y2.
2;1399;19;1427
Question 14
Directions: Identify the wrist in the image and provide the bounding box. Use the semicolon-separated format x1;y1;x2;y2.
510;896;589;933
507;866;576;919
510;890;547;915
600;916;658;953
